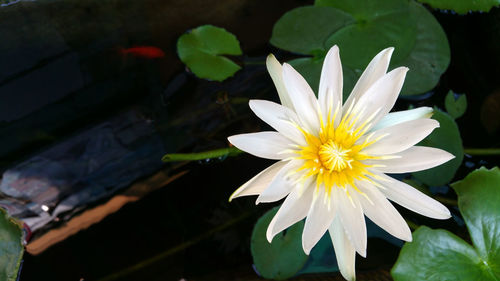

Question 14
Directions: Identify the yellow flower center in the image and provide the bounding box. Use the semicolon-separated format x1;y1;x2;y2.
318;140;352;172
293;106;381;196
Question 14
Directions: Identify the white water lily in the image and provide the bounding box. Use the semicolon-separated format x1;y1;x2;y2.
228;45;453;281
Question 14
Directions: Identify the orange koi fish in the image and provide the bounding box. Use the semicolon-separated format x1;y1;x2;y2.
119;46;165;59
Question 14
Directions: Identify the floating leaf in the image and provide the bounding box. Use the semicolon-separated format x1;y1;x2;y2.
270;6;354;55
251;207;308;280
413;109;463;186
392;167;500;281
318;0;417;70
445;91;467;119
270;1;449;96
0;208;24;281
417;0;500;14
177;25;242;81
394;2;450;96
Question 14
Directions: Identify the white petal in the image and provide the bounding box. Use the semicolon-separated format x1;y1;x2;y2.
256;159;303;204
372;172;451;219
335;186;367;257
229;161;288;201
361;118;439;155
266;182;314;242
344;47;394;113
266;54;294;110
367;146;455;174
249;100;306;146
228;132;293;160
372;107;434;131
318;45;343;124
351;67;409;130
356;180;412;241
282;63;321;133
329;216;356;281
302;186;337;254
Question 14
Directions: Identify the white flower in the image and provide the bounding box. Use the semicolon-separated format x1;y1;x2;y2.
228;46;453;281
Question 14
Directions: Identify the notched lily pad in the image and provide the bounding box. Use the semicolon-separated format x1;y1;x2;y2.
251;206;308;280
177;25;242;81
270;0;449;96
0;208;24;281
412;109;463;186
445;90;467;119
270;6;354;55
418;0;500;14
392;167;500;281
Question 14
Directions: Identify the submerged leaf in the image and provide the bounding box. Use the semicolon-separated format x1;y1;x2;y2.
413;109;463;186
177;25;242;81
0;208;24;281
251;207;308;280
392;167;500;281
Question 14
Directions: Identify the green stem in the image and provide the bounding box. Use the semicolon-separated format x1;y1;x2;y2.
162;147;243;162
96;211;252;281
464;148;500;156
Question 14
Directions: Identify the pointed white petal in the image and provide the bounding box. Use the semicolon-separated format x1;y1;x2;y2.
302;186;337;254
318;45;343;123
329;216;356;281
361;118;439;155
351;67;409;130
356;180;412;241
257;160;303;204
282;63;321;133
267;54;294;110
372;107;433;131
249;100;306;146
335;186;367;257
344;47;394;112
228;132;293;160
266;182;314;242
367;146;455;174
372;172;451;219
229;161;288;201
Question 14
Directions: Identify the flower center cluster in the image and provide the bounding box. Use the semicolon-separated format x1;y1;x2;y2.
318;140;353;172
294;107;379;194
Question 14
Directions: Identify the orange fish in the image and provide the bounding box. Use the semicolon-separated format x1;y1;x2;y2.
119;46;165;59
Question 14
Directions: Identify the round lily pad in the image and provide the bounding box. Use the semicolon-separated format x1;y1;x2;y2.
251;206;308;280
177;25;242;81
412;109;463;186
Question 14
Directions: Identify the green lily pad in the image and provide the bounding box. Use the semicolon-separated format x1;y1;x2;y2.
392;167;500;281
412;109;463;186
251;206;308;280
0;208;24;281
319;0;416;70
451;167;500;277
177;25;242;81
445;90;467;119
270;1;449;96
394;2;450;96
417;0;500;14
270;6;354;55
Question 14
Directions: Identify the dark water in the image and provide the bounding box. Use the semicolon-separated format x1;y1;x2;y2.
0;0;499;280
